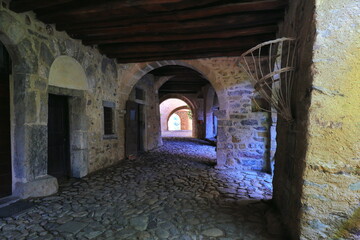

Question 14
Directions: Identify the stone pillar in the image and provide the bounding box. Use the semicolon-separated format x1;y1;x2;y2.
69;96;88;178
13;75;58;198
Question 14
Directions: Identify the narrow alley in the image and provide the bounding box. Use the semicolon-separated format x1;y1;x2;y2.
0;139;277;240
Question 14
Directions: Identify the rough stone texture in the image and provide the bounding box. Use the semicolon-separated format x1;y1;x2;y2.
0;139;281;240
128;74;162;151
3;1;270;199
274;0;360;239
300;1;360;239
272;0;316;239
122;59;272;171
0;6;124;197
13;175;58;198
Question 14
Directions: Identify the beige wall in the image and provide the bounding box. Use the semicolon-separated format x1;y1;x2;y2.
274;0;360;239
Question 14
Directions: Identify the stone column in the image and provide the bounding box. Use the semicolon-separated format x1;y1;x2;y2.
13;75;58;198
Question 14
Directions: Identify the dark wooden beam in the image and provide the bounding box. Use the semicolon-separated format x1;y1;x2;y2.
82;25;277;45
100;34;273;56
11;0;220;13
69;11;282;37
33;0;225;22
115;48;268;63
56;1;286;31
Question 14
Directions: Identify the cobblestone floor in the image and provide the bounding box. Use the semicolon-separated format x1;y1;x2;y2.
0;138;281;240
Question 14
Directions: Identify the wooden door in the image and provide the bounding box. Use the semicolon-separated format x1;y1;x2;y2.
125;101;139;157
0;43;12;198
48;94;70;179
138;104;145;152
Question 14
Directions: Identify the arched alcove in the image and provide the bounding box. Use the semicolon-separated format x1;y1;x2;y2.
49;56;88;90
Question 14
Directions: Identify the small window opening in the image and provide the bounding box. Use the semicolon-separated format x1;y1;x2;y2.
135;88;145;101
104;106;114;135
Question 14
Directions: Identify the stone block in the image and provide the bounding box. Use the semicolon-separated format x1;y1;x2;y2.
25;91;38;124
214;110;226;118
40;42;54;66
14;175;58;198
57;221;88;234
218;120;232;126
71;150;88;178
26;124;47;178
241;119;258;126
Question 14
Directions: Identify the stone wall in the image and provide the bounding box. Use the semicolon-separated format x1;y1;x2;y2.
128;74;162;151
301;0;360;239
272;0;316;238
0;6;125;198
120;59;272;171
274;0;360;239
0;3;274;199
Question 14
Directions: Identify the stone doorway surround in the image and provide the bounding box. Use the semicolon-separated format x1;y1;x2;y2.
47;86;88;179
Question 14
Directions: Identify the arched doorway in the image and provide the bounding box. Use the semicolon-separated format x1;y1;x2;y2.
0;42;12;197
168;113;181;131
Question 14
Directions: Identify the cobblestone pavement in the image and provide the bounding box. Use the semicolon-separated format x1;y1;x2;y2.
0;138;281;240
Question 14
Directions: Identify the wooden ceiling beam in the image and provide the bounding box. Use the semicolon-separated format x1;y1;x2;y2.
33;0;224;22
82;25;277;46
56;1;286;31
115;50;253;63
100;34;273;56
11;0;221;13
69;11;282;37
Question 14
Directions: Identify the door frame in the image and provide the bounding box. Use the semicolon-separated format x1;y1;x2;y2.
48;86;89;178
0;42;12;197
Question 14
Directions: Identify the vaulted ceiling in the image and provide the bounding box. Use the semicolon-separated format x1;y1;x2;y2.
10;0;287;63
151;65;209;97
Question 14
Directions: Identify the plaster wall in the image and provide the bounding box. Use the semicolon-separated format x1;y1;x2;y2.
160;98;188;133
300;1;360;239
274;0;360;239
175;110;192;130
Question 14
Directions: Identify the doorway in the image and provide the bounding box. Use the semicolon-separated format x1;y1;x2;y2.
0;43;12;198
125;100;145;157
48;94;70;179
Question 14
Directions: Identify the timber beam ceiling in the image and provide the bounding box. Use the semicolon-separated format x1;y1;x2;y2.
10;0;287;63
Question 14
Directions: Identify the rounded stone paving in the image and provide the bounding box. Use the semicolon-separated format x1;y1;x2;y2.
0;138;282;239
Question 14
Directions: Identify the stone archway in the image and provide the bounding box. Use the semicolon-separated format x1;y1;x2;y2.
0;12;58;198
119;60;227;111
167;107;192;131
160;94;198;138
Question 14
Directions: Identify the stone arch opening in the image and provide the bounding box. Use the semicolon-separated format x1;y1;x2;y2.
168;113;181;131
160;99;193;138
121;62;224;166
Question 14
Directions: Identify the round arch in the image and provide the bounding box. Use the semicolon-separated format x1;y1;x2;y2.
120;60;227;110
166;106;191;128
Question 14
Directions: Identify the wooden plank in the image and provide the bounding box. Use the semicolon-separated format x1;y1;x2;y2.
82;25;277;45
114;46;271;63
56;1;286;31
11;0;196;13
71;11;282;37
99;34;273;55
34;0;224;22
